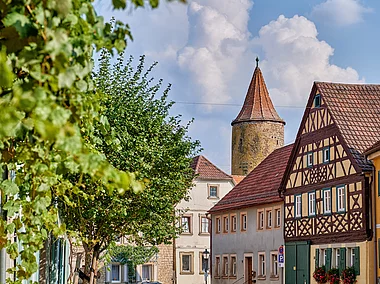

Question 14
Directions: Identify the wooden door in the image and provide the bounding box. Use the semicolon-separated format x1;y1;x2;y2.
245;256;253;284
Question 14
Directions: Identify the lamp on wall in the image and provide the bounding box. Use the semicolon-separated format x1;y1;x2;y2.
202;249;210;284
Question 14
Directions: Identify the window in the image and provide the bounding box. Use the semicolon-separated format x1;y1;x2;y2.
295;195;302;218
323;189;331;214
349;248;355;267
241;213;247;231
337;186;346;213
307;152;313;167
209;185;218;198
223;256;228;276
266;210;272;229
323;147;330;163
308;192;316;216
111;264;121;283
315;94;321;107
180;252;194;274
223;216;229;233
348;247;360;275
258;210;264;230
334;248;340;269
231;214;237;232
320;249;326;266
200;216;209;234
215;256;220;277
142;264;153;281
275;209;281;228
181;215;192;234
230;256;237;277
258;253;266;277
270;252;278;278
216;217;221;234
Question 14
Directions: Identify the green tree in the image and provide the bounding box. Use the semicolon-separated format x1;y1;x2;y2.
62;50;200;283
0;0;186;282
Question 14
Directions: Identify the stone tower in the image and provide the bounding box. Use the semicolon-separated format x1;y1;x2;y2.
231;59;285;175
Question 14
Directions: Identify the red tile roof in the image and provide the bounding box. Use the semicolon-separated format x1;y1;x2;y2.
191;155;232;180
209;144;293;214
364;140;380;156
232;175;245;185
316;82;380;171
232;65;285;125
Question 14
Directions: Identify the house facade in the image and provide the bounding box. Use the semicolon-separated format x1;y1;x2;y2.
209;144;292;284
175;155;235;284
279;82;380;284
365;141;380;284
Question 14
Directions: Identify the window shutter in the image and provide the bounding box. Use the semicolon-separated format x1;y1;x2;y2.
326;248;332;270
339;248;346;273
354;247;360;275
315;249;319;268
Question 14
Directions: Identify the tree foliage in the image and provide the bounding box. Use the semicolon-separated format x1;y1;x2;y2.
0;0;187;282
62;50;200;281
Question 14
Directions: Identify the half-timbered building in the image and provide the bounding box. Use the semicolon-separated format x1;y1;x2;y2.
279;82;380;284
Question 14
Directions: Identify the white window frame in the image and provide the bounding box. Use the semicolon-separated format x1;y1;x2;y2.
334;248;340;268
258;252;266;277
180;252;194;274
216;217;221;234
308;192;316;216
307;152;313;167
323;189;332;214
337;186;345;213
111;263;121;283
349;248;355;267
230;255;237;277
323;147;330;163
295;195;302;218
223;255;229;276
275;208;281;228
215;256;220;277
266;210;272;229
231;214;237;232
258;210;264;230
200;216;209;234
181;215;192;234
241;213;247;231
142;264;153;281
270;252;278;278
320;249;326;266
223;215;229;233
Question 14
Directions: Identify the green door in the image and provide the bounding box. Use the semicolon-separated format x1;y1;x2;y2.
285;242;310;284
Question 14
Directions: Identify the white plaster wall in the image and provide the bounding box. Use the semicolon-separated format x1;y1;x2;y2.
211;202;284;284
176;179;234;284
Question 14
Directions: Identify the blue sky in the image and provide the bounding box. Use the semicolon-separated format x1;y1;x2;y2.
96;0;379;173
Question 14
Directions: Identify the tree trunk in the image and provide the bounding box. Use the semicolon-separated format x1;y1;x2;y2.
83;243;92;284
89;244;101;284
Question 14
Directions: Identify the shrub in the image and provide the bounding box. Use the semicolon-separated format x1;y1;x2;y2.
313;266;328;284
327;268;340;284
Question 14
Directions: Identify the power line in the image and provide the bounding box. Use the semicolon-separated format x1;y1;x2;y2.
175;101;305;108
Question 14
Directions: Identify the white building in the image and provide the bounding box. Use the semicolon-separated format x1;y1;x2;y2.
175;155;236;284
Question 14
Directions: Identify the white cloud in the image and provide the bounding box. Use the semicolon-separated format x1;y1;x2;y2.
311;0;372;26
177;0;253;104
254;15;363;107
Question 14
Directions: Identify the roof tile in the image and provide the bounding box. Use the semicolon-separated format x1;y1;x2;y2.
209;144;293;213
191;155;232;180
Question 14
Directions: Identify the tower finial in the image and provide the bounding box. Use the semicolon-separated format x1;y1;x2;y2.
256;56;259;68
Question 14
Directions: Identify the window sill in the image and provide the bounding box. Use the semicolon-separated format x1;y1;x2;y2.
199;232;210;236
229;276;237;279
222;276;229;279
208;196;219;200
257;275;266;280
180;272;194;275
181;232;193;236
214;276;220;279
270;276;279;280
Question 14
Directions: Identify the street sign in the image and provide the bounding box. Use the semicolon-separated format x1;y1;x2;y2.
278;245;284;267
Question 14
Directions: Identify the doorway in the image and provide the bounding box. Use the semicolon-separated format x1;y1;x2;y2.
244;256;253;284
285;242;310;284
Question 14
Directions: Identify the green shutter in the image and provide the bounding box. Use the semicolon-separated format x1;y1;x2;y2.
354;247;360;275
315;249;319;268
339;248;346;273
378;171;380;196
326;248;332;270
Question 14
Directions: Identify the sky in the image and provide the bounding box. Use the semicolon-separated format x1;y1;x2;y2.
95;0;380;174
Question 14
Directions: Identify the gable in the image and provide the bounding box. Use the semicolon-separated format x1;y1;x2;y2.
301;93;333;134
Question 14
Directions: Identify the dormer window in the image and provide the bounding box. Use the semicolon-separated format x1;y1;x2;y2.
314;94;321;107
307;152;313;167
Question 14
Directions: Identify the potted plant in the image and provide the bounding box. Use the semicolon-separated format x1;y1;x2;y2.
313;266;328;284
341;267;357;284
327;268;340;284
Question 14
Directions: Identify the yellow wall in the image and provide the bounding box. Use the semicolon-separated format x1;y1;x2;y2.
310;241;374;284
370;152;380;279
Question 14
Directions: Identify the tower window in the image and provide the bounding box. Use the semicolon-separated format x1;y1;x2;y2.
239;138;243;153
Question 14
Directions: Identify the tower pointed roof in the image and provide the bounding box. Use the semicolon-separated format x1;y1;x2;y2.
232;59;285;125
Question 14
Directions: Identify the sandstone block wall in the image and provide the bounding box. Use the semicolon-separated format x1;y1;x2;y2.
157;243;174;284
231;121;284;176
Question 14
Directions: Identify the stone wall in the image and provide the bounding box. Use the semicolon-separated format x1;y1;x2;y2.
231;121;284;176
157;243;174;284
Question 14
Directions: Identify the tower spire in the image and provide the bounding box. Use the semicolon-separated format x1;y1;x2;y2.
256;56;259;68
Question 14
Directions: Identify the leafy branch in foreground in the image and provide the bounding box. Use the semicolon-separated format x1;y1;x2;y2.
0;0;187;282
